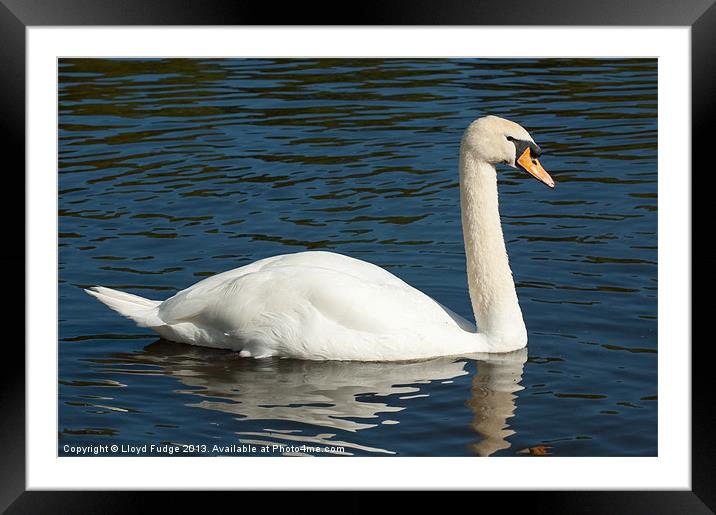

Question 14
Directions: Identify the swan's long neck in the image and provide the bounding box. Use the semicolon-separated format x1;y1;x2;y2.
459;148;527;351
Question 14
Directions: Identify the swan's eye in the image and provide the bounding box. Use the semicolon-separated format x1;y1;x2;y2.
506;136;514;142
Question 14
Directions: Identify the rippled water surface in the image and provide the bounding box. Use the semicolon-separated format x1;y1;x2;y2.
58;58;657;457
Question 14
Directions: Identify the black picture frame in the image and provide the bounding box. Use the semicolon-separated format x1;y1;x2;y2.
3;1;710;512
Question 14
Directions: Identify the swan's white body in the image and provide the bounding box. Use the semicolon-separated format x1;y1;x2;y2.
89;252;480;361
87;116;551;361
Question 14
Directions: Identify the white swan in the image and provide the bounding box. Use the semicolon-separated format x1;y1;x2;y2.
86;115;554;361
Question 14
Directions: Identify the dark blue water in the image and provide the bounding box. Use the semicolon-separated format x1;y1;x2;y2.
58;58;657;457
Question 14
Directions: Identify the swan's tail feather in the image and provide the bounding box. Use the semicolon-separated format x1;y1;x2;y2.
85;286;164;328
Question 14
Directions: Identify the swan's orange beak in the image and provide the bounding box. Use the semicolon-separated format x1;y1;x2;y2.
517;147;554;188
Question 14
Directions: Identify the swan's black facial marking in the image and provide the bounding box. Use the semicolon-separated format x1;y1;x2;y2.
507;136;542;160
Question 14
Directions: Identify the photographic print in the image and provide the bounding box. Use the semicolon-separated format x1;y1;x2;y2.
58;57;657;458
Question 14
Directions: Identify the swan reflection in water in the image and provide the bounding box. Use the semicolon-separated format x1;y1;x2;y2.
105;341;527;456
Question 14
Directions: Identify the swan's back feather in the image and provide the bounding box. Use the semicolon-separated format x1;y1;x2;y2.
158;251;411;324
149;251;481;360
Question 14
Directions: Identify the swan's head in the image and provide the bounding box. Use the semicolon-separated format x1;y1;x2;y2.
462;115;554;188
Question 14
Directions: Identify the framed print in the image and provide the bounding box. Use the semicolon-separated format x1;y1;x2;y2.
3;0;711;512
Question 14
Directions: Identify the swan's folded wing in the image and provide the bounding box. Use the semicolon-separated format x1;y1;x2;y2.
154;251;472;341
156;251;407;325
